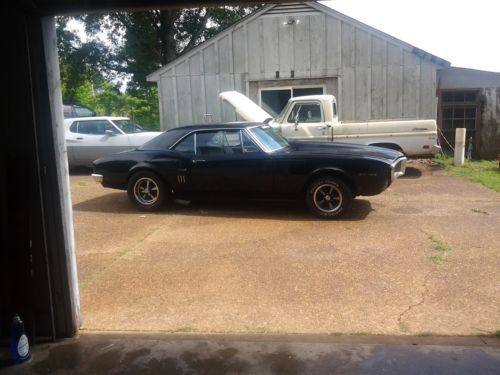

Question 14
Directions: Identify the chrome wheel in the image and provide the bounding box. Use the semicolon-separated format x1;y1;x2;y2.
133;177;159;205
313;183;343;213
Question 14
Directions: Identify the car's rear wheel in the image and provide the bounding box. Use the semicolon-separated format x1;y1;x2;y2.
306;177;353;218
127;171;167;211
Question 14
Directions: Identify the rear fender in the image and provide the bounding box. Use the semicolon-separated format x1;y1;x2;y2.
128;163;170;188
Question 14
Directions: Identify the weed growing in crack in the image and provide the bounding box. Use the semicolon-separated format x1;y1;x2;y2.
430;237;451;265
399;322;409;332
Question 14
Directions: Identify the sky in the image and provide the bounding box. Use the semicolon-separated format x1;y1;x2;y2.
321;0;500;73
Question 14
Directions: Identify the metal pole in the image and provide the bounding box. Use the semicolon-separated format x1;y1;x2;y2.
454;128;466;166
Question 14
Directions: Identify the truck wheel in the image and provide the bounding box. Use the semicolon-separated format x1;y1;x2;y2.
306;177;353;218
127;171;168;212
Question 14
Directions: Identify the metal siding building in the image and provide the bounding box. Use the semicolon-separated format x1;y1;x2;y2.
147;2;449;130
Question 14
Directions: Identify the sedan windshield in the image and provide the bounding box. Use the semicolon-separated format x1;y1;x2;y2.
112;119;146;134
248;125;289;152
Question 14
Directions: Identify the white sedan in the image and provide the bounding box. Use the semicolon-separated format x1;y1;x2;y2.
65;116;161;167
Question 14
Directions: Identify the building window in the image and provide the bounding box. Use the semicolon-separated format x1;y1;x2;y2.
260;86;324;117
439;90;480;152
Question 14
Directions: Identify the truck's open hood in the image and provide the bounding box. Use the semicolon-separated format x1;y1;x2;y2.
219;91;273;123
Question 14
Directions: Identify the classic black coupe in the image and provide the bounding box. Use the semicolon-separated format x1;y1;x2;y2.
92;123;406;218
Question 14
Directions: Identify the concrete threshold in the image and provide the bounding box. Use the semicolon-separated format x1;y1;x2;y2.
1;332;499;374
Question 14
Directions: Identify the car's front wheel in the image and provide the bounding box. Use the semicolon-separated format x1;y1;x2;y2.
306;177;353;218
127;171;167;211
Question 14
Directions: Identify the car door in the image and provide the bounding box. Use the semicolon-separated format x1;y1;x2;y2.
70;119;132;165
280;101;330;141
181;129;275;195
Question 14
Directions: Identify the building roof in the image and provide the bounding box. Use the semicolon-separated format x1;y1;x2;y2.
147;1;450;82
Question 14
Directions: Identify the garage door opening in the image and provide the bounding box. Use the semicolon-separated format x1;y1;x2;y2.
20;2;499;342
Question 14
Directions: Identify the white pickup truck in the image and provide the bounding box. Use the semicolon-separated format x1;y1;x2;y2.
220;91;440;157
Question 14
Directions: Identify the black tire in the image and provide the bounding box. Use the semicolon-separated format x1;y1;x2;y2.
305;177;353;218
127;171;168;212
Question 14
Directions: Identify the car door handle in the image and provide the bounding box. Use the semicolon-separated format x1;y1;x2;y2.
76;137;84;140
192;159;206;164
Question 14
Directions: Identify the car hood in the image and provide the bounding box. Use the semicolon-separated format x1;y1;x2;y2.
219;91;273;123
287;141;403;162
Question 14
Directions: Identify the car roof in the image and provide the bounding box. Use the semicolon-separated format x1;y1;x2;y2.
64;116;129;124
173;122;266;131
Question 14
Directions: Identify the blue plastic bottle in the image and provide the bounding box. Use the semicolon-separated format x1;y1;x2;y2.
10;314;31;364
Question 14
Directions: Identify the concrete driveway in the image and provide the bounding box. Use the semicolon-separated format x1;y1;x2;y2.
70;162;500;335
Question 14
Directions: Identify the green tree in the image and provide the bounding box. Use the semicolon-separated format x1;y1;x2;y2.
57;6;260;129
80;6;259;92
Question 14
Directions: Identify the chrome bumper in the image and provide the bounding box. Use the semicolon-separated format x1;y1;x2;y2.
91;173;103;183
432;144;442;154
391;157;407;182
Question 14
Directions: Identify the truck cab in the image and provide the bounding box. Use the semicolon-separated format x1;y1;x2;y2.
275;95;337;141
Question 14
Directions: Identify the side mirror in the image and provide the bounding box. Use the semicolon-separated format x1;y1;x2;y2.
105;130;116;136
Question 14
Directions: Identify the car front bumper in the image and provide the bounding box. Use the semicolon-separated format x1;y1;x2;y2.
391;157;407;182
91;173;103;183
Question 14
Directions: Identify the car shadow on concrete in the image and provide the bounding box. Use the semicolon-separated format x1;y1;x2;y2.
72;192;140;214
73;193;373;221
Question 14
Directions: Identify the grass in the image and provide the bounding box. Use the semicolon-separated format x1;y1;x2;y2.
433;155;500;192
399;322;409;333
429;236;452;265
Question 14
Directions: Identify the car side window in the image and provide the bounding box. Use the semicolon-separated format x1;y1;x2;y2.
76;120;118;135
69;122;79;133
287;103;322;123
222;130;243;154
241;131;260;153
172;134;195;154
196;131;226;155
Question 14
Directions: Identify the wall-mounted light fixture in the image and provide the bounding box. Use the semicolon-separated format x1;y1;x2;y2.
283;19;300;26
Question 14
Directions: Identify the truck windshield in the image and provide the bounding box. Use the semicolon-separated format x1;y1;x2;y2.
275;102;291;124
248;125;289;152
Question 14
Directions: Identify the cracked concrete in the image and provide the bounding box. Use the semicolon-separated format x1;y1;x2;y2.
69;162;500;335
397;268;433;333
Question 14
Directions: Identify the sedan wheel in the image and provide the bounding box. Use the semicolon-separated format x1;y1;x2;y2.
306;177;353;218
127;171;167;211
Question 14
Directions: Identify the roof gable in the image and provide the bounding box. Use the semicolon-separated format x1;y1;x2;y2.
147;1;449;82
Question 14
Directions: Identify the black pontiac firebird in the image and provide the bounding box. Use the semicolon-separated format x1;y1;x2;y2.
92;123;407;218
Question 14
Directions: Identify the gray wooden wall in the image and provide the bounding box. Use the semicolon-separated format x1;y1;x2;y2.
153;3;439;130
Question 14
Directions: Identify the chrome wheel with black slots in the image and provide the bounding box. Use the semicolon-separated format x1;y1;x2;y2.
127;171;167;211
134;177;159;205
306;177;353;218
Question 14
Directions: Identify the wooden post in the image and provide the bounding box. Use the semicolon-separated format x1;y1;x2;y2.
454;128;466;167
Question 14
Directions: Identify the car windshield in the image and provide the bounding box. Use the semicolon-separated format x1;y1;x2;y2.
112;119;146;134
248;125;289;152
